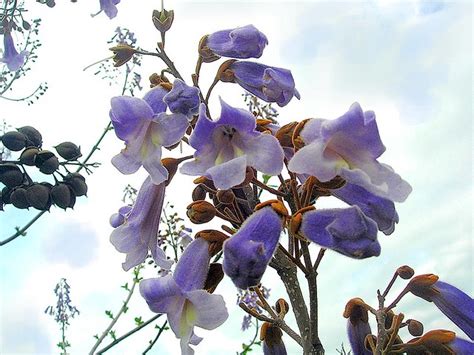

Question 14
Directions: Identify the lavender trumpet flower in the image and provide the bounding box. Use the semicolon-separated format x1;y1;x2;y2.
1;30;28;71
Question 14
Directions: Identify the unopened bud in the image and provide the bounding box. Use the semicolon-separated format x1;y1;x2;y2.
109;44;137;67
186;200;216;224
34;150;59;174
407;319;424;336
1;131;26;151
275;298;289;316
192;185;207;201
26;183;52;211
0;163;24;188
216;189;234;205
204;263;224;293
20;147;40;166
55;142;82;160
397;265;415;279
64;173;88;197
10;187;29;209
17;126;42;148
195;229;229;256
152;8;174;33
51;183;76;209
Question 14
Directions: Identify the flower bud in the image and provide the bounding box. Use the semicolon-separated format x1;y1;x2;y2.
64;173;87;197
397;265;415;279
187;200;216;224
20;147;40;166
275;298;289;316
17;126;42;148
204;263;224;293
260;322;287;354
0;163;24;188
109;44;137;67
26;183;52;211
152;8;174;33
216;189;234;205
51;183;76;209
192;184;207;201
1;131;26;151
10;187;29;209
407;319;424;336
55;142;82;160
34;150;59;174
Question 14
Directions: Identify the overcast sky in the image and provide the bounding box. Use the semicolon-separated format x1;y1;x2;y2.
0;1;472;354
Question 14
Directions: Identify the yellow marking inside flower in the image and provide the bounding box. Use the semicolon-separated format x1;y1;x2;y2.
179;300;197;337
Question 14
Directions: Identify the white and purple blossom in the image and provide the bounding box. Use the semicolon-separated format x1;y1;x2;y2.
180;99;284;190
110;86;189;185
223;206;283;289
300;206;381;259
206;25;268;59
100;0;121;19
163;79;200;117
1;30;28;72
140;238;228;355
288;103;412;202
110;177;172;271
229;61;300;107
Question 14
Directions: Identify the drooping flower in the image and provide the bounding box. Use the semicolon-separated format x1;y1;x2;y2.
343;298;373;355
180;99;284;190
223;205;284;289
1;30;28;71
163;79;200;117
110;86;189;185
100;0;121;19
110;177;172;271
400;330;474;354
332;182;399;235
140;238;228;355
299;206;381;259
206;25;268;59
261;322;287;355
228;61;300;107
288;103;412;202
407;275;474;340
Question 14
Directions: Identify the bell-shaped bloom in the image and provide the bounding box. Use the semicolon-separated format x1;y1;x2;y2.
1;31;28;71
180;99;284;190
206;25;268;59
288;103;412;202
140;238;229;355
163;79;200;117
343;298;372;355
223;206;283;289
100;0;120;19
110;86;189;185
261;322;287;355
229;61;300;107
408;276;474;340
401;330;474;354
110;177;173;271
333;182;399;235
300;206;380;259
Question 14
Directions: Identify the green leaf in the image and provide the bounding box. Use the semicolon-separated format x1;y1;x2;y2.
121;282;129;291
105;310;114;319
134;316;144;326
109;330;117;341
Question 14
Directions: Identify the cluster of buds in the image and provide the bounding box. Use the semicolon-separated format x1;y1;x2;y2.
343;265;474;354
0;125;87;211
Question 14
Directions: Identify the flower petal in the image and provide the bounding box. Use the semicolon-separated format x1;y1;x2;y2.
174;238;211;292
142;86;168;114
207;155;247;190
110;96;153;141
151;113;189;147
243;133;284;176
186;290;229;329
140;275;183;314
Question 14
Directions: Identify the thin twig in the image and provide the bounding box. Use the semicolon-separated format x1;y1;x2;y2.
142;320;168;354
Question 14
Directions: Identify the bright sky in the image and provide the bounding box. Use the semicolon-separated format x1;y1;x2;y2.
0;1;472;354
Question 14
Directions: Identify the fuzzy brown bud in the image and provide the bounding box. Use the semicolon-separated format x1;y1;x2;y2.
195;229;229;256
275;298;290;316
192;184;207;201
407;319;424;336
204;263;224;293
216;189;234;205
397;265;415;279
186;200;216;224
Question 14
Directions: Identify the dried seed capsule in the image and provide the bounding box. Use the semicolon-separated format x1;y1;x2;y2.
186;200;216;224
26;183;52;211
152;8;174;33
55;142;82;160
192;184;207;201
1;131;27;151
10;187;29;209
64;173;87;197
216;189;235;205
34;150;59;174
407;319;424;336
20;147;40;166
17;126;42;148
1;186;12;205
51;183;76;209
0;163;24;188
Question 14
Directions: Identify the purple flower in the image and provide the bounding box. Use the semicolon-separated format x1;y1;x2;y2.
288;103;412;202
449;337;474;354
402;330;474;354
163;79;200;117
223;206;283;289
262;323;287;355
180;99;284;190
140;238;228;354
333;182;399;235
408;277;474;340
343;298;372;355
110;177;173;271
207;25;268;59
300;206;380;259
1;31;28;71
229;61;300;107
110;86;189;185
100;0;120;19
